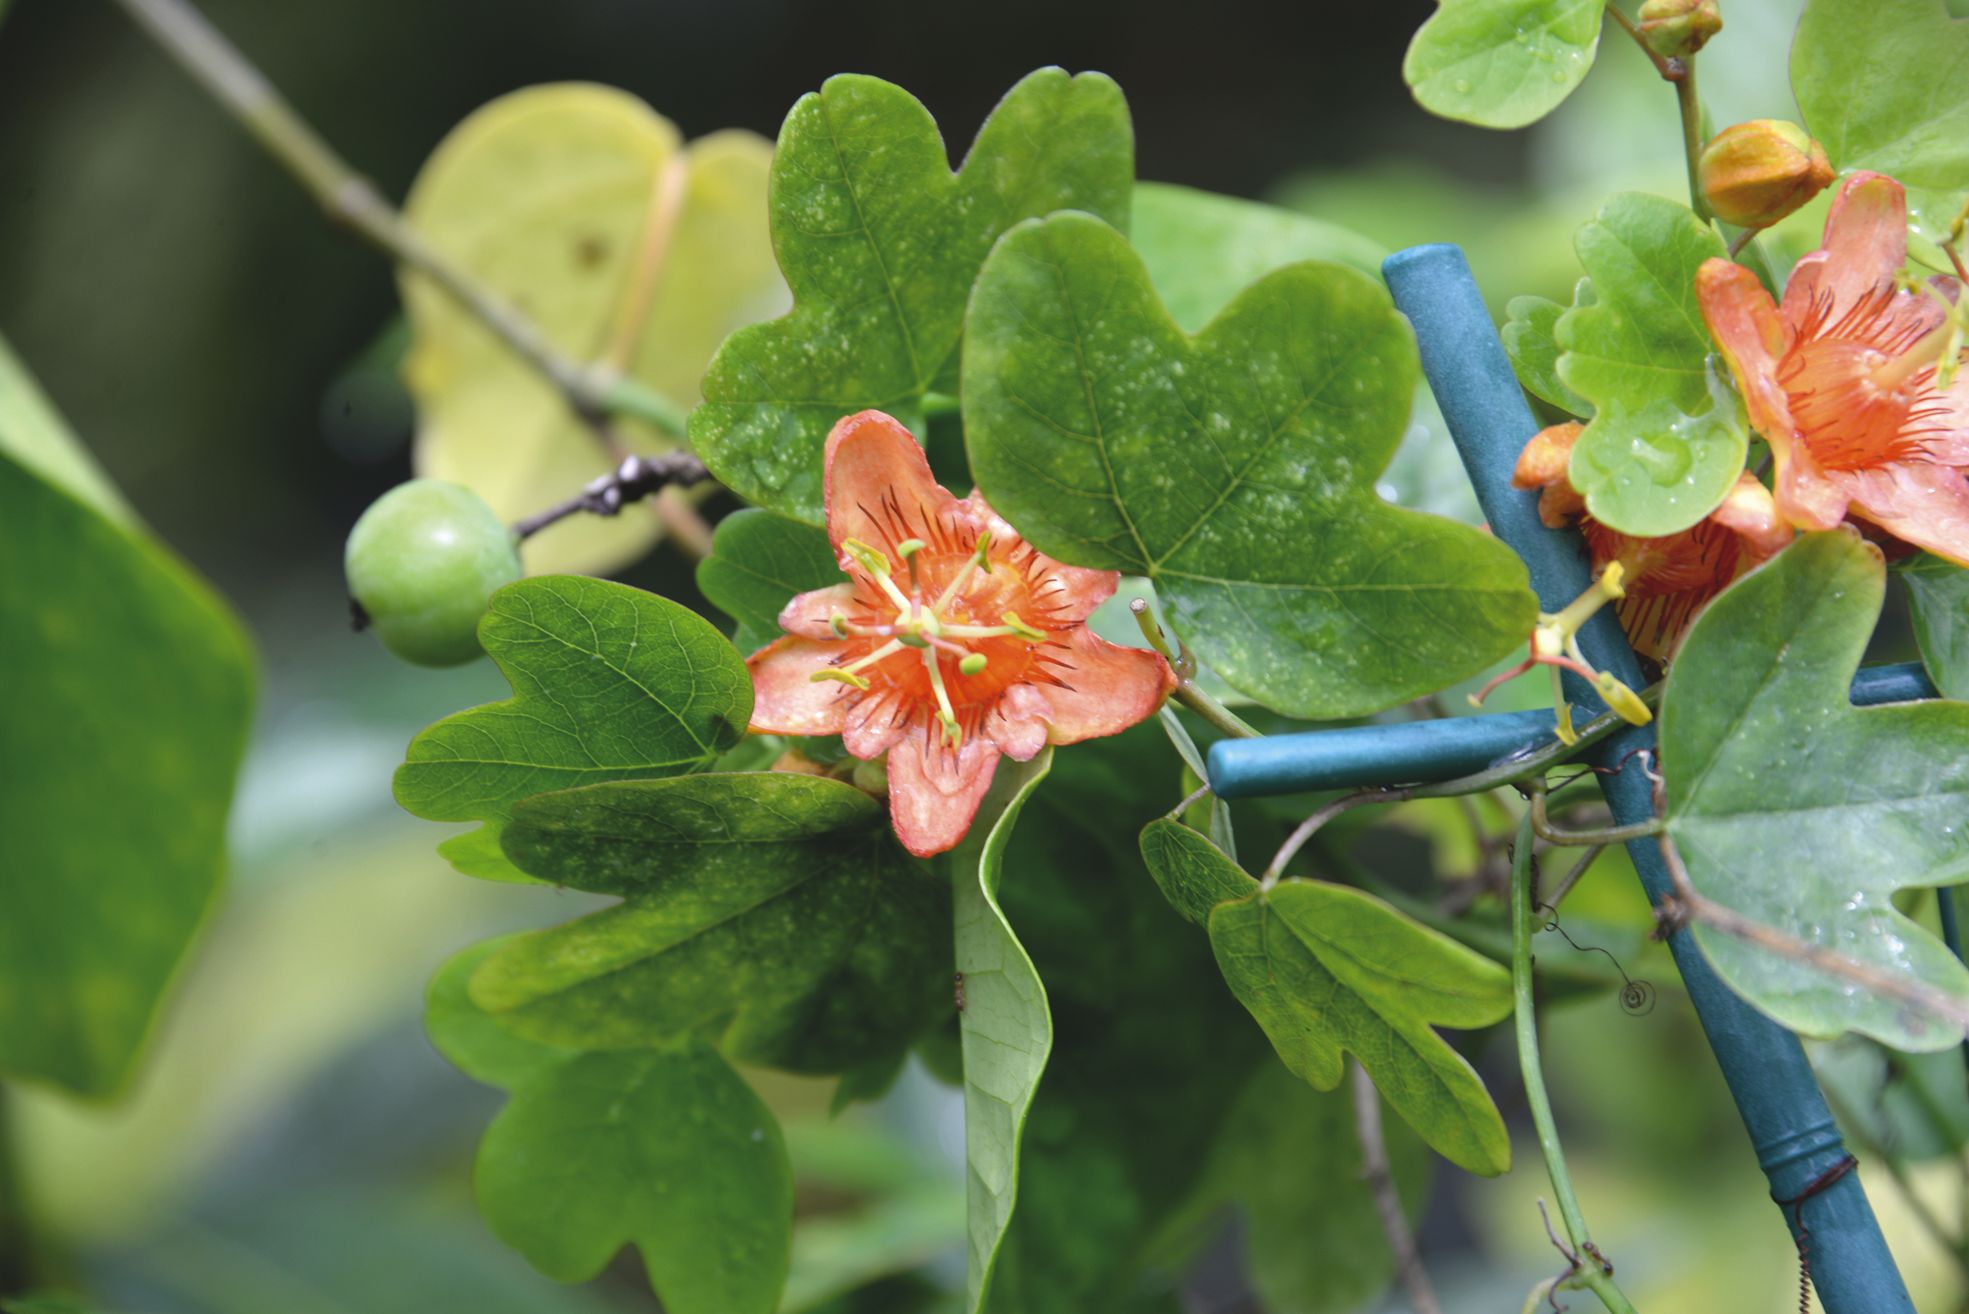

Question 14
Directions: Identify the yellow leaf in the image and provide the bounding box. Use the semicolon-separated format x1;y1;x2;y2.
400;84;785;573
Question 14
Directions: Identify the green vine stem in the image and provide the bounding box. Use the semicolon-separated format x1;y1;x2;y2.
1528;782;1662;846
110;0;695;444
1130;599;1262;740
1511;811;1644;1314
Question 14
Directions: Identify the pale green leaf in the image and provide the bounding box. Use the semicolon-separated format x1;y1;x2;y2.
1140;819;1511;1173
692;68;1134;521
393;575;751;826
1901;553;1969;700
1794;0;1969;241
0;440;253;1097
954;750;1055;1313
1130;181;1386;332
1664;531;1969;1051
1404;0;1602;130
471;773;948;1072
964;212;1535;719
1555;193;1745;536
403;85;783;573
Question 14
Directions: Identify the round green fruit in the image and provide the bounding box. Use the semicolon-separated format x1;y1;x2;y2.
345;479;521;667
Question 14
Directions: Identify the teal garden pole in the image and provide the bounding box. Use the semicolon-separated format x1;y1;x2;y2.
1221;243;1916;1312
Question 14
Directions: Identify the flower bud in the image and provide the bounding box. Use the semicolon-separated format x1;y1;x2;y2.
1698;120;1835;229
1638;0;1721;59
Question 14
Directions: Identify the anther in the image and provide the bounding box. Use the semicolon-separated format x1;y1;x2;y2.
959;653;987;676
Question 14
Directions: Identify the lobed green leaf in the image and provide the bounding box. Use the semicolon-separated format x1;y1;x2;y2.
393;575;751;839
1554;193;1746;537
471;772;948;1073
1662;531;1969;1051
964;212;1535;719
692;68;1133;521
1140;820;1512;1175
429;942;792;1313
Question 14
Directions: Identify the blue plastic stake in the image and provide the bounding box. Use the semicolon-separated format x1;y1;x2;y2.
1375;244;1913;1314
1209;662;1936;798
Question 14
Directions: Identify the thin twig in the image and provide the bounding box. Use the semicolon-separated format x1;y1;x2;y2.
1351;1063;1442;1314
1529;783;1662;847
512;452;713;540
112;0;692;441
1542;845;1607;912
1512;817;1644;1314
1658;835;1969;1033
1265;789;1410;887
1604;2;1686;82
1129;599;1262;739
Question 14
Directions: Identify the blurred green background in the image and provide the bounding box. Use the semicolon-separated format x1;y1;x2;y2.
2;0;1964;1310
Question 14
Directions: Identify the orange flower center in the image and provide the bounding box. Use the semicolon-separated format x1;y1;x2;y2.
1778;285;1963;472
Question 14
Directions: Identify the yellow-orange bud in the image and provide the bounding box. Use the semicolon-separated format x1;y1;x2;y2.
1638;0;1721;59
1698;119;1834;229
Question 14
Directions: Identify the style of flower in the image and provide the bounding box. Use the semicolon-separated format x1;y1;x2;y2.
1697;170;1969;564
1513;421;1792;660
746;410;1176;856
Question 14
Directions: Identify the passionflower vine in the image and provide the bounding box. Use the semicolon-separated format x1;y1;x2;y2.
1697;171;1969;564
1512;421;1792;660
746;410;1176;856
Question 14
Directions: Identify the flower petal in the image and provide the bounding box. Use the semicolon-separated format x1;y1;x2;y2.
823;410;967;562
988;630;1174;752
1843;463;1969;567
964;493;1119;623
1772;441;1853;531
1782;172;1909;328
1698;258;1795;456
1709;473;1793;561
777;582;862;640
885;719;1001;857
746;635;858;737
843;685;912;759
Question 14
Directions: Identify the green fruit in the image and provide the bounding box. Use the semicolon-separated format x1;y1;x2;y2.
345;479;522;667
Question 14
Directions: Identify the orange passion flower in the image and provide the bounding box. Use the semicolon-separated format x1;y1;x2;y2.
1513;422;1791;660
1697;171;1969;564
746;410;1176;856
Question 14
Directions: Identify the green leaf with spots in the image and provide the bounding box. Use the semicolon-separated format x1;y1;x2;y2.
953;750;1055;1313
1130;182;1386;332
1555;193;1746;536
696;507;841;653
692;68;1134;521
1662;531;1969;1052
1404;0;1602;129
427;942;792;1313
0;354;254;1097
469;772;948;1072
393;576;752;869
402;85;784;574
1502;292;1591;416
1794;0;1969;241
963;212;1535;719
1901;554;1969;700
